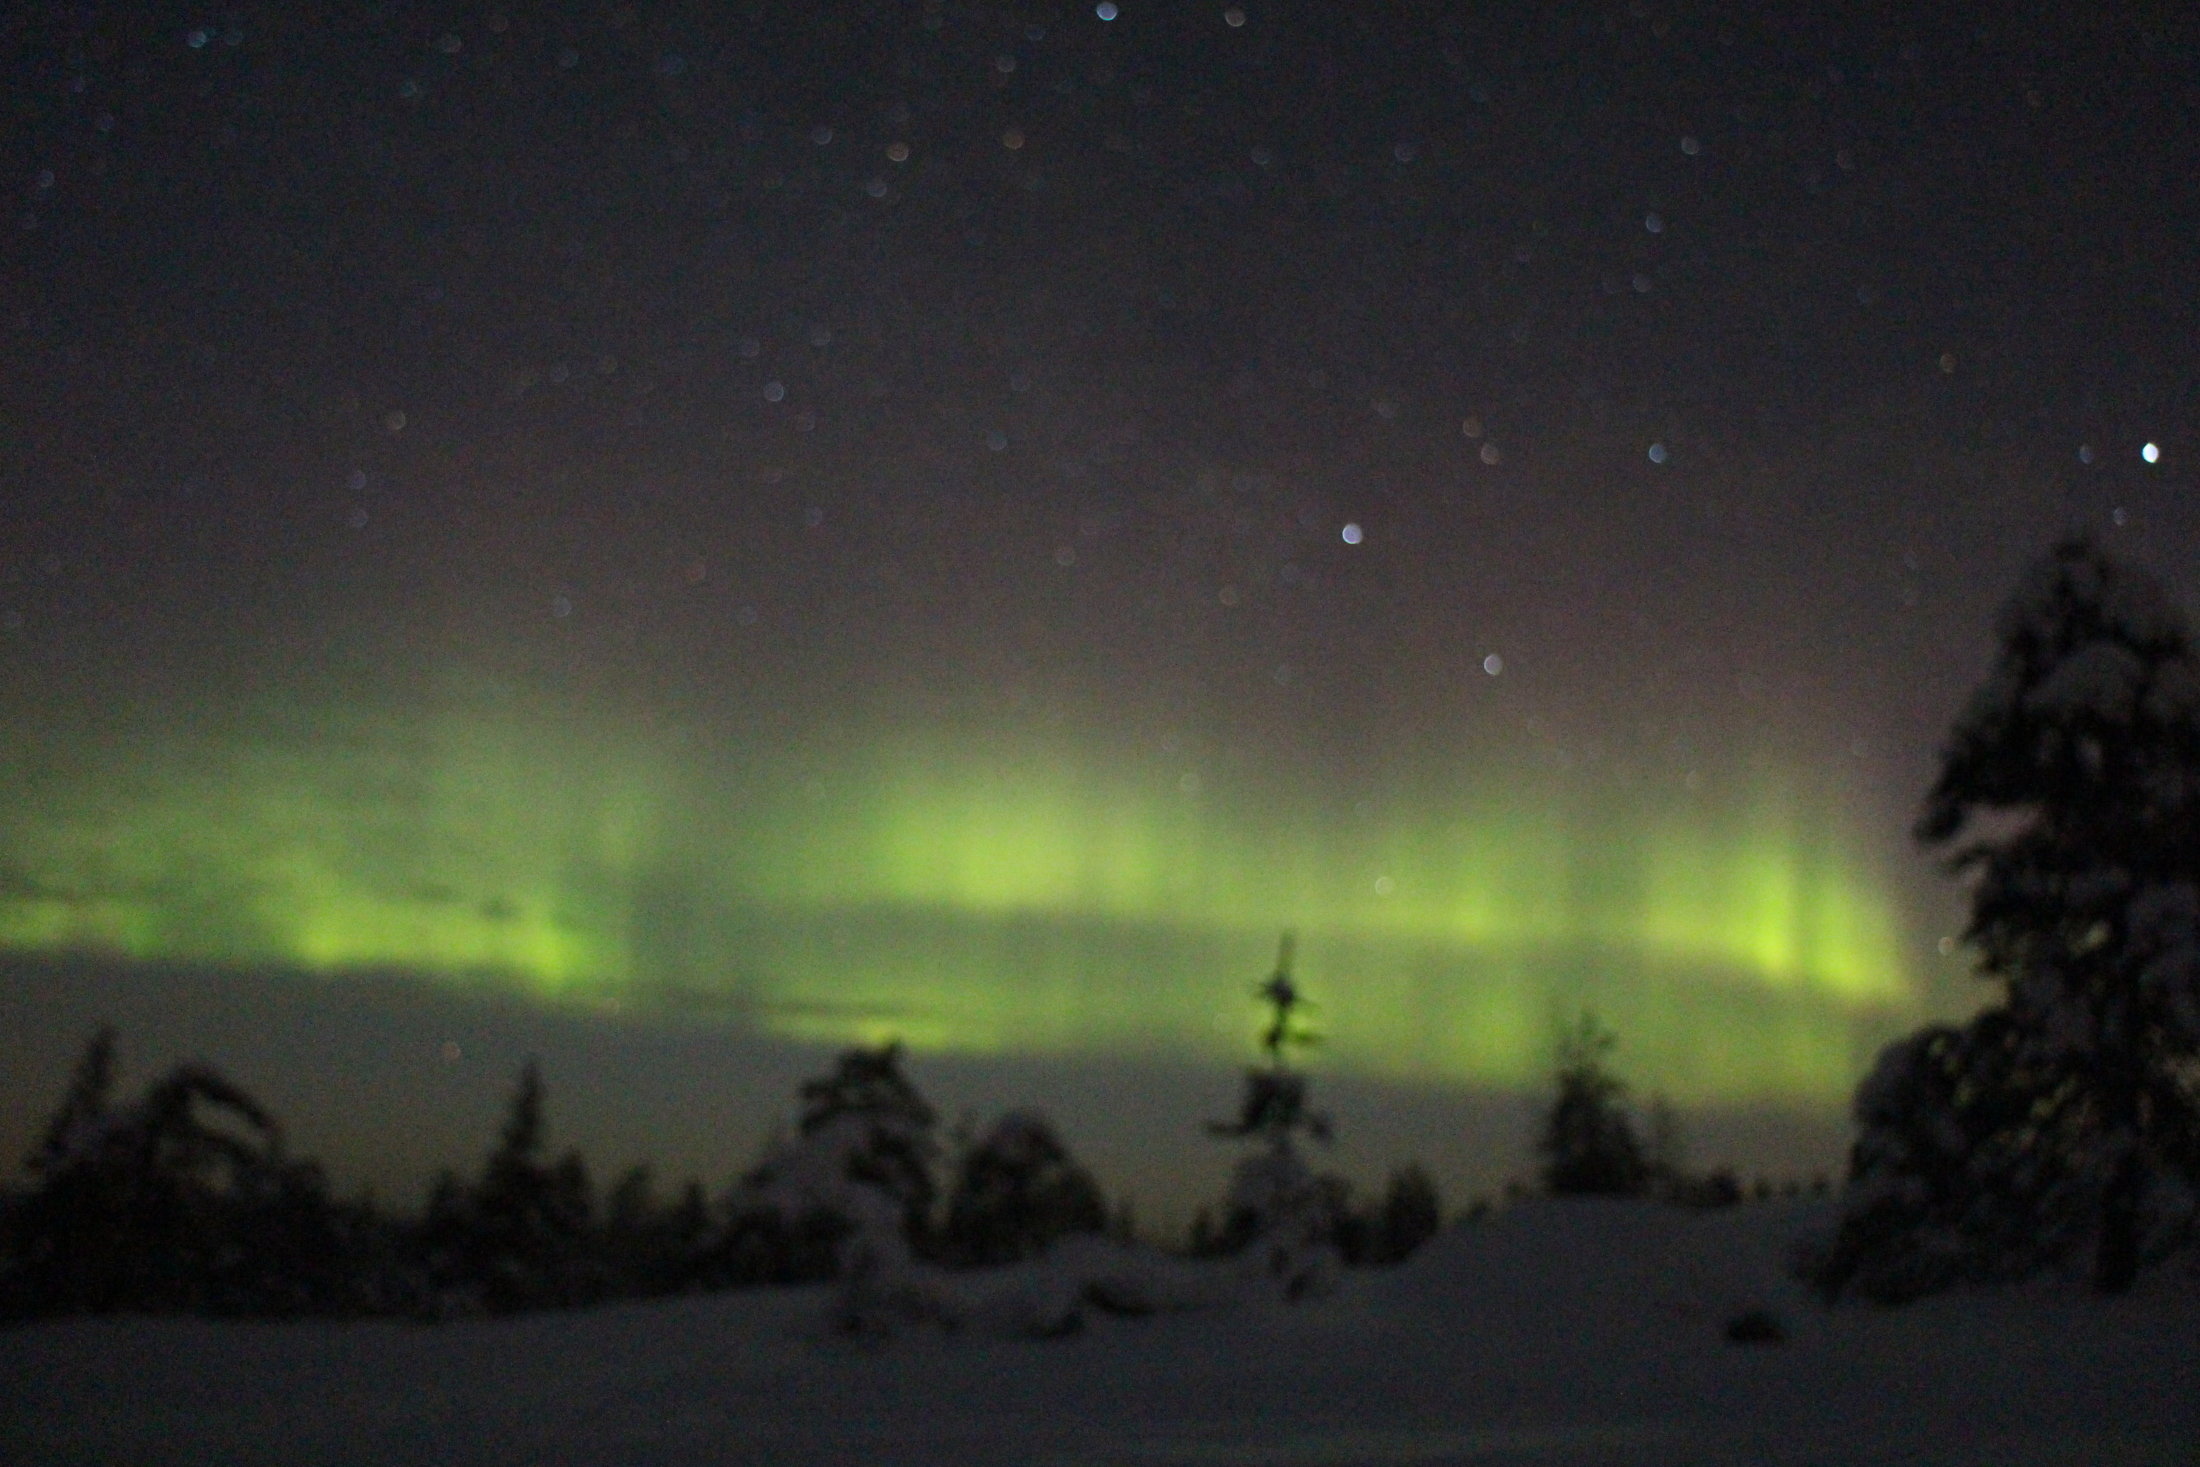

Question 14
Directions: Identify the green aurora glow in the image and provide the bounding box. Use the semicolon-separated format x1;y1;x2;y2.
0;687;1921;1105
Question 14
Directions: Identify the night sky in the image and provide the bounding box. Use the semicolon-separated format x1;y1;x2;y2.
3;2;2198;1220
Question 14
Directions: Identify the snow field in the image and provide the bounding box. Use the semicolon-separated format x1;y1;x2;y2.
3;1198;2195;1466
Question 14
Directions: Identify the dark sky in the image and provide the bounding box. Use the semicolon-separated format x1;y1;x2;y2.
3;1;2198;1220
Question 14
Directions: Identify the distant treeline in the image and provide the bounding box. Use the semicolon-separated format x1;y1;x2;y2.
0;1028;1450;1323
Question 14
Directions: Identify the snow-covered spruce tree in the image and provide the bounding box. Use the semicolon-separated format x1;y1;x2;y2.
1805;1010;2062;1301
1207;935;1347;1298
718;1041;940;1322
938;1110;1106;1267
1813;538;2200;1299
1539;1010;1649;1196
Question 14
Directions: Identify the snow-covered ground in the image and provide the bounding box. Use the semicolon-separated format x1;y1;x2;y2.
4;1199;2195;1466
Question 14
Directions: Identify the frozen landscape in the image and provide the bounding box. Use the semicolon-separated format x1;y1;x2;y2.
9;6;2200;1465
6;1197;2195;1467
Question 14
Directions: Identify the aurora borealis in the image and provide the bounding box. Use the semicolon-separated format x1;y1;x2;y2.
5;3;2196;1205
2;671;1910;1106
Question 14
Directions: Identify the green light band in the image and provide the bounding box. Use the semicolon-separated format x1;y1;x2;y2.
0;692;1917;1103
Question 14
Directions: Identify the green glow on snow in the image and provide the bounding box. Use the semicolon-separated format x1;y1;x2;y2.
0;692;1919;1104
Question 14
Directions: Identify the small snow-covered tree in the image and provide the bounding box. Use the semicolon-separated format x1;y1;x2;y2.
939;1110;1106;1267
1814;538;2200;1297
1539;1010;1648;1196
719;1041;940;1315
790;1041;939;1237
1207;935;1346;1297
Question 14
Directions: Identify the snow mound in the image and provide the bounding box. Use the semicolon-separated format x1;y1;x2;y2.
844;1234;1245;1339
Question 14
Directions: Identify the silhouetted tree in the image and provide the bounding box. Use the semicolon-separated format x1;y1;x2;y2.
938;1110;1106;1266
1812;539;2200;1298
1539;1010;1648;1196
1668;1168;1742;1210
207;1154;395;1318
415;1167;475;1305
2;1032;360;1318
1330;1166;1443;1267
1371;1164;1443;1264
441;1060;601;1313
27;1024;117;1178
